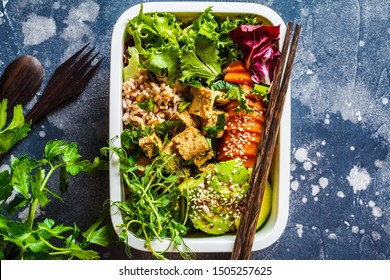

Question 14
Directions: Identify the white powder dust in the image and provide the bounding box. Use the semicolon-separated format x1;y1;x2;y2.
290;180;299;191
352;226;359;233
328;233;337;240
347;165;371;193
319;177;329;189
372;206;383;218
374;160;383;168
22;13;56;46
372;231;381;241
60;0;100;54
311;184;320;196
303;161;313;170
294;147;308;163
296;224;303;238
337;191;345;198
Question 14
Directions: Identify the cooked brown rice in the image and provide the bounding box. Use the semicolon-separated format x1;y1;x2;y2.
122;68;185;128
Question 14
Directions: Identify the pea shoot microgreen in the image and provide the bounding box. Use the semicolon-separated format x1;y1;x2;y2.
101;144;195;260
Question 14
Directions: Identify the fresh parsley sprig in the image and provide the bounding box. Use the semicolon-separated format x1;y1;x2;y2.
0;99;31;155
0;140;112;260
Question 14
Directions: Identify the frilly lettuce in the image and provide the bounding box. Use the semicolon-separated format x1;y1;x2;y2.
125;6;253;86
125;5;275;87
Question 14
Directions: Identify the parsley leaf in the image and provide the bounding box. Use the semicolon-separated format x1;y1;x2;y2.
0;140;111;260
0;99;31;154
135;97;155;112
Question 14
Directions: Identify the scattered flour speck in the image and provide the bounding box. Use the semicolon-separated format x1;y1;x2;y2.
291;163;297;171
337;191;345;198
372;231;381;241
372;206;382;218
368;200;376;207
358;40;365;47
22;13;56;46
294;147;308;162
350;146;355;151
303;161;313;170
290;180;299;191
60;0;100;50
347;165;371;193
302;196;308;203
355;111;363;121
39;131;46;138
374;160;383;168
352;226;359;234
382;97;388;105
311;184;320;196
328;233;337;240
319;177;329;189
296;224;303;238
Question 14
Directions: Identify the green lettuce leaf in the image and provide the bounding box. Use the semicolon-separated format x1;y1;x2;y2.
123;47;140;82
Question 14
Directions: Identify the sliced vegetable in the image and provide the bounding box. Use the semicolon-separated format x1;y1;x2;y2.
224;71;254;86
229;24;281;85
223;61;248;73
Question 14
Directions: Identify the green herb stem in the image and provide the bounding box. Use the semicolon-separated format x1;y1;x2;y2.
26;164;60;230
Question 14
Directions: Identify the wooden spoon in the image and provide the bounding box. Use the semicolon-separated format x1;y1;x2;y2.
0;55;44;116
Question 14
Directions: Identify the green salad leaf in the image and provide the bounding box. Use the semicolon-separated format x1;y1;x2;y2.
0;99;31;155
123;46;140;82
212;80;253;113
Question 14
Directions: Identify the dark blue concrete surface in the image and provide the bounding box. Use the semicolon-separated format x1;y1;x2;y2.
0;0;389;260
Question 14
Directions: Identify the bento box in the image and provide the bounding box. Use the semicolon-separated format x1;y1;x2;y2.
109;1;290;254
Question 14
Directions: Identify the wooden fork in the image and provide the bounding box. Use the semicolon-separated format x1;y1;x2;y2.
26;43;104;124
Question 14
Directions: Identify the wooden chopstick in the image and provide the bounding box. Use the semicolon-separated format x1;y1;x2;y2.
231;22;301;260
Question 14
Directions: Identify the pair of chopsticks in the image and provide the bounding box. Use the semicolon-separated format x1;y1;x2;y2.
231;22;301;260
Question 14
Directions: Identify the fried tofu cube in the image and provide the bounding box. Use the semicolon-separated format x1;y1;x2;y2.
171;109;199;128
188;86;214;119
193;150;214;168
171;126;210;161
162;141;178;155
202;109;228;138
139;133;163;158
